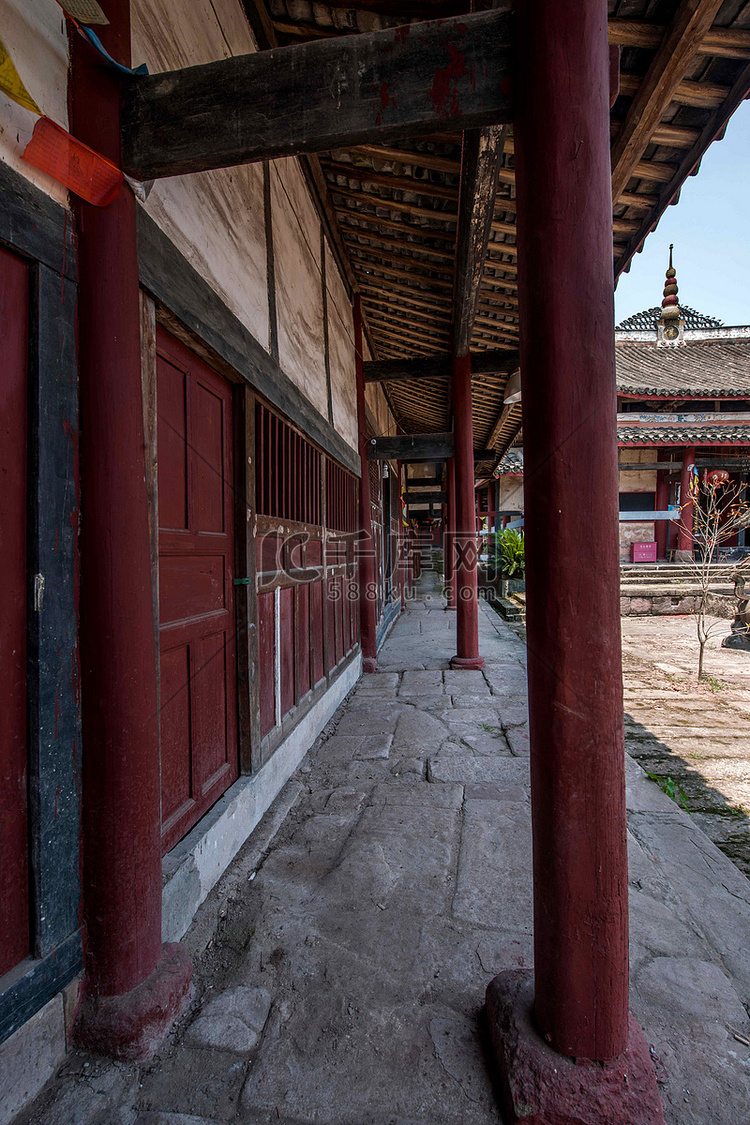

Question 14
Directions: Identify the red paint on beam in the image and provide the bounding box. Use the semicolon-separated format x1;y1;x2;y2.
431;41;467;117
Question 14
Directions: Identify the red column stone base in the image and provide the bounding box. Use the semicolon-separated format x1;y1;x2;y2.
450;654;485;670
362;657;378;674
485;970;665;1125
75;943;192;1062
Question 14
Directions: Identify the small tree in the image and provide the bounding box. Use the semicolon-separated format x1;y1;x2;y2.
683;473;750;679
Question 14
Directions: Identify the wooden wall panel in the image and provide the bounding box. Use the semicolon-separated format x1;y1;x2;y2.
132;0;269;349
0;245;30;977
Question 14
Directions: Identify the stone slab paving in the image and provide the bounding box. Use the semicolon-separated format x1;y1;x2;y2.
12;577;750;1125
621;614;750;877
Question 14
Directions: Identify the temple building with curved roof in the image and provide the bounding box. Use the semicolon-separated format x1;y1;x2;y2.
491;250;750;562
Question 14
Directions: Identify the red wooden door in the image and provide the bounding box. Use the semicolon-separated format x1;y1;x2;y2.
0;246;30;975
157;328;238;854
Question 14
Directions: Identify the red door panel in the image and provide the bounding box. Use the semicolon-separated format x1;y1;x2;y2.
279;586;295;719
157;328;238;854
0;246;30;976
311;580;324;686
296;584;310;698
258;590;275;738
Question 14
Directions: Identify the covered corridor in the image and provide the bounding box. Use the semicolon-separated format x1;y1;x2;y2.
15;574;750;1125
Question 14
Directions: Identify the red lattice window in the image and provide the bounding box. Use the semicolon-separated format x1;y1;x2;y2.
256;402;321;525
326;458;357;532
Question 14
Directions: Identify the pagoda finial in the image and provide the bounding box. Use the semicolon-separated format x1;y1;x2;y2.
657;245;684;345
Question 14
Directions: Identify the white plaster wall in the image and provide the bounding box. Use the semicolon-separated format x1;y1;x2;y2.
270;158;328;416
618;448;657;493
325;240;357;452
0;0;69;205
497;475;524;511
132;0;269;349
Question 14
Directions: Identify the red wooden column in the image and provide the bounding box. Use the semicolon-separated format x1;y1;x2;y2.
354;296;378;672
655;448;670;560
677;446;696;558
451;354;484;668
445;458;457;609
486;1;664;1121
70;0;191;1059
398;461;407;610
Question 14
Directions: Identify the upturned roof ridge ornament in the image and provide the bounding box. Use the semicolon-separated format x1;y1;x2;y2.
657;243;685;348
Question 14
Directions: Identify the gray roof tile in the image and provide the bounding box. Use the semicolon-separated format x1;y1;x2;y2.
615;337;750;398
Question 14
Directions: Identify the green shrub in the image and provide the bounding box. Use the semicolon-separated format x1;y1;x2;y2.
490;528;525;578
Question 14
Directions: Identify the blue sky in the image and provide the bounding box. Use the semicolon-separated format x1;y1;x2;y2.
614;99;750;328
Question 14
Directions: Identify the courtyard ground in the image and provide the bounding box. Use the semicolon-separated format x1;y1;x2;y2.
8;576;750;1125
621;613;750;877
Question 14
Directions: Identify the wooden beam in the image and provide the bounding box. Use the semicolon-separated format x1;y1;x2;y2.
364;348;518;382
404;490;447;502
329;183;458;224
122;8;513;179
404;474;443;485
359;278;451;309
365;314;449;347
341;227;456;261
361;293;450;324
348;243;454;278
321;0;467;20
608;18;750;61
453;126;507;356
368;432;454;460
612;0;726;198
337;208;457;242
322;160;459;201
346;143;460;175
364;300;451;329
350;251;453;289
617;71;728;109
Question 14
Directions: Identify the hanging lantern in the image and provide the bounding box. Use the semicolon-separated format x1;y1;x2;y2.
706;469;730;488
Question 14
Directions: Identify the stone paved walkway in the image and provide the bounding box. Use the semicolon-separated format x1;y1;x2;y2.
13;576;750;1125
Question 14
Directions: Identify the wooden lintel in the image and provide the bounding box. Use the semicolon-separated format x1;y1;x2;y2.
618;461;682;471
404;490;447;502
404;474;443;485
368;432;454;460
473;449;496;461
453;126;507;355
363;348;518;383
121;8;513;180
